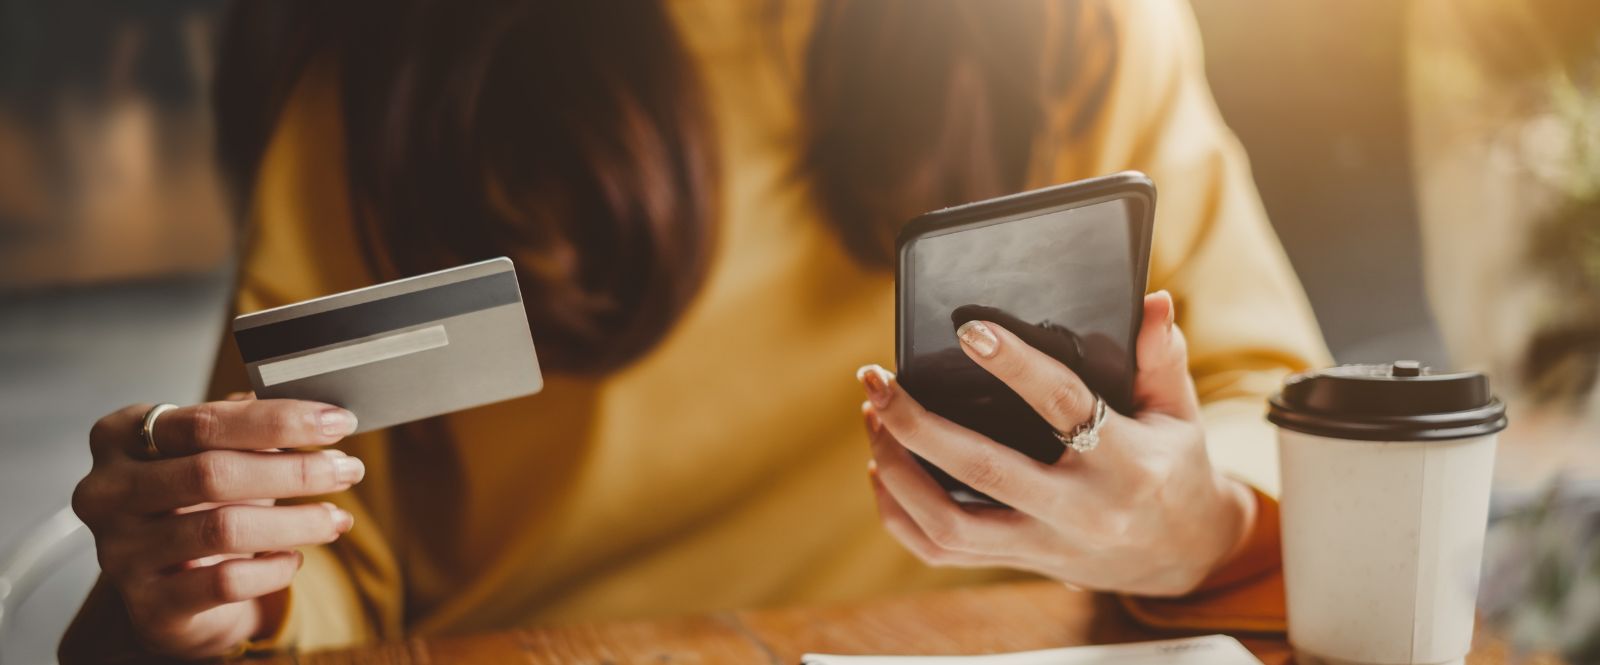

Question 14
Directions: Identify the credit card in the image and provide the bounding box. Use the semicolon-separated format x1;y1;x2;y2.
232;257;542;433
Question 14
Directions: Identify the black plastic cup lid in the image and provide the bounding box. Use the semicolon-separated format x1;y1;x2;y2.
1267;361;1508;442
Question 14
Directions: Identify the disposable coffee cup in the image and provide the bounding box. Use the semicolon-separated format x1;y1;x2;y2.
1268;361;1507;665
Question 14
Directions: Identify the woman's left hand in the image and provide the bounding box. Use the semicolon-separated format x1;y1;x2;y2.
857;291;1255;597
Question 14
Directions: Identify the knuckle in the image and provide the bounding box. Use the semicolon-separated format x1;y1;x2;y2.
921;514;968;551
208;565;249;603
269;406;306;440
197;507;244;553
994;347;1031;378
297;453;331;492
884;408;922;442
1042;382;1087;423
88;406;143;459
70;477;107;522
958;456;1006;493
901;536;940;565
875;508;900;532
919;544;958;566
882;516;947;565
189;404;224;448
1127;457;1174;503
189;453;233;501
896;418;921;443
87;417;119;452
1148;455;1177;487
299;455;315;490
1087;509;1134;543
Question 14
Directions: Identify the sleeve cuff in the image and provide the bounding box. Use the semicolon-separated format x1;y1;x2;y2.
1118;485;1286;633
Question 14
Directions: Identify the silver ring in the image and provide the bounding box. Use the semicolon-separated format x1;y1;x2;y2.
1053;394;1107;453
140;403;179;459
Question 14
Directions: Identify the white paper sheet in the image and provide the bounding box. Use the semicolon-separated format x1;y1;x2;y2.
801;635;1262;665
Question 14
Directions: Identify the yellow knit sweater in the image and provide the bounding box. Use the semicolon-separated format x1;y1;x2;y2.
64;0;1327;657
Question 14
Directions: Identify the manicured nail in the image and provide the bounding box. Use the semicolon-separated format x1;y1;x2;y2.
867;459;878;474
324;503;355;533
318;408;358;437
329;452;365;485
1159;290;1175;332
855;365;894;409
956;320;999;358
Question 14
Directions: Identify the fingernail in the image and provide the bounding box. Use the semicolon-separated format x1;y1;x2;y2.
330;453;365;485
855;365;894;409
867;459;878;474
318;408;358;438
323;502;355;533
956;320;999;358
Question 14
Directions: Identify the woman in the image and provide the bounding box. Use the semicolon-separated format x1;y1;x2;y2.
64;0;1327;660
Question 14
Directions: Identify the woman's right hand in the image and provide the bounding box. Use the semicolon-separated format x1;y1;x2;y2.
72;396;364;659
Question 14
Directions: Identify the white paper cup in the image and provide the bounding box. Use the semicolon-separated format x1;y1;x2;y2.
1269;362;1507;665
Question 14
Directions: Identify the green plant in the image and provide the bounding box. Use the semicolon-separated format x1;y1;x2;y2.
1480;481;1600;662
1521;71;1600;406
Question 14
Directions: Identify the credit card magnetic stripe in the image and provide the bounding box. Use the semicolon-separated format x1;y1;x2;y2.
255;325;451;386
235;270;521;363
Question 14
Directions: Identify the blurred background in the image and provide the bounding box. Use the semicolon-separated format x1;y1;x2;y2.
2;1;1598;662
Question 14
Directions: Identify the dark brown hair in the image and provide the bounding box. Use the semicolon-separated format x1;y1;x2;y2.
214;0;1115;373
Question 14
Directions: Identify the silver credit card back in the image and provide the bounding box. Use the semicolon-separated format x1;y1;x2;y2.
232;257;543;433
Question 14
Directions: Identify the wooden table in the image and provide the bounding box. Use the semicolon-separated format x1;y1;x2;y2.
260;580;1521;665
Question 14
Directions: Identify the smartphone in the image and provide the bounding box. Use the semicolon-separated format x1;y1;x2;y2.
894;171;1156;505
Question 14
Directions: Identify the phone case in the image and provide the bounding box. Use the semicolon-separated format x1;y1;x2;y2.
894;171;1156;505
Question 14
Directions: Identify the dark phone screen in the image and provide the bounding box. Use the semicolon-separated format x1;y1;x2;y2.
899;197;1144;499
